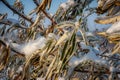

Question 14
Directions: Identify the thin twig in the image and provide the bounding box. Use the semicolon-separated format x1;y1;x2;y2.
0;21;10;25
1;0;33;23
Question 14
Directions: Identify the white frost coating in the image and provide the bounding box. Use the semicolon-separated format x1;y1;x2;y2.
60;0;75;11
55;31;71;46
68;48;108;79
58;77;65;80
94;44;100;53
10;37;46;57
106;20;120;34
37;77;45;80
60;3;69;11
67;0;75;6
69;48;108;68
49;13;53;17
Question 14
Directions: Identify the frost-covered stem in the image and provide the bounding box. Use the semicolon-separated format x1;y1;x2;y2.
112;42;120;54
79;27;89;45
1;0;33;23
45;56;56;79
30;13;41;28
22;52;38;79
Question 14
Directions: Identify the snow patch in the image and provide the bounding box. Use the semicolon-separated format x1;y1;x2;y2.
69;47;109;68
10;37;46;57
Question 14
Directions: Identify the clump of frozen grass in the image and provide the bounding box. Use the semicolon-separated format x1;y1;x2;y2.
67;46;109;79
10;37;46;57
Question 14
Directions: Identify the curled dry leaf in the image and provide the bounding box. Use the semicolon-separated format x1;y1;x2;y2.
95;14;120;24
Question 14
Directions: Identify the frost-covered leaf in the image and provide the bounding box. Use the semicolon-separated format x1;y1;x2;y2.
106;20;120;34
95;14;120;24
